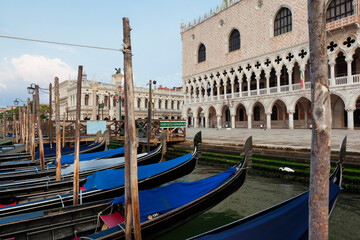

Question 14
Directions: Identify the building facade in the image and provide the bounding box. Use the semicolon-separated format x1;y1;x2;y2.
181;0;360;130
59;73;183;121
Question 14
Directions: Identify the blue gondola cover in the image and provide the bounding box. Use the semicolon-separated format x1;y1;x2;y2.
55;147;124;165
194;181;341;240
111;167;236;223
83;153;194;190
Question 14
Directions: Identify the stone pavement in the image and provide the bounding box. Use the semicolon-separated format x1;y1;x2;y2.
186;128;360;153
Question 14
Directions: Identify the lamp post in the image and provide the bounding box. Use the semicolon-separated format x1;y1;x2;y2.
223;97;234;129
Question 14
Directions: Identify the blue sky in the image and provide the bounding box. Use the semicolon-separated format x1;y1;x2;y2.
0;0;220;107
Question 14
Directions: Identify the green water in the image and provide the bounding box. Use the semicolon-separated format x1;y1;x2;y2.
158;164;360;240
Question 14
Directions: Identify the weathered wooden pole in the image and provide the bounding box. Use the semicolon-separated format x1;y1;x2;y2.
101;100;104;120
49;83;53;148
123;17;141;240
12;110;15;143
35;85;45;171
54;77;62;181
147;80;152;152
15;109;18;143
31;95;36;161
26;98;30;152
73;65;83;205
22;105;26;144
62;112;66;148
308;0;331;239
2;112;5;139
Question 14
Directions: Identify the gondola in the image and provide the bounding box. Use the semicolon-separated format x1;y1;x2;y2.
78;135;251;240
0;140;106;163
0;144;124;173
0;131;201;221
0;138;12;146
0;140;106;177
188;136;346;240
0;144;26;154
0;133;165;192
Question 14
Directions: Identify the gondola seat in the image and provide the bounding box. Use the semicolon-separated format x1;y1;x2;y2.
100;212;125;228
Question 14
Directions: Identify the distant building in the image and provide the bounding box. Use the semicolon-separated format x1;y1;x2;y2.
58;73;184;120
181;0;360;129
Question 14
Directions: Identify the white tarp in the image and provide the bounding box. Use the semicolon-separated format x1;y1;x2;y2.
87;121;107;134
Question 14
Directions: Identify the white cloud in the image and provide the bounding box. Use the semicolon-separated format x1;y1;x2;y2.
0;55;76;107
11;55;76;84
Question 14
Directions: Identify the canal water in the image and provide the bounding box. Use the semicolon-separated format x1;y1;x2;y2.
159;163;360;240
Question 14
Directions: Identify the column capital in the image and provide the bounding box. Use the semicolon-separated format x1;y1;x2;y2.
287;110;295;114
345;108;356;112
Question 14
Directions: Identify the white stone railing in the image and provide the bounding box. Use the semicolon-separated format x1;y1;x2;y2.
353;75;360;83
187;74;360;105
269;87;277;93
335;76;347;85
292;83;301;91
250;90;257;96
280;86;289;92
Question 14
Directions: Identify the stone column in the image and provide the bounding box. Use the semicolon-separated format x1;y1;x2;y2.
276;71;281;92
231;78;235;98
330;62;335;86
231;114;236;129
266;112;272;129
346;108;355;130
247;79;250;96
239;81;242;97
204;114;209;128
288;68;293;92
247;113;252;129
346;58;353;84
217;86;220;98
265;72;270;94
223;82;227;99
256;75;260;95
210;84;214;101
91;83;98;120
217;115;222;129
194;117;198;128
288;111;294;129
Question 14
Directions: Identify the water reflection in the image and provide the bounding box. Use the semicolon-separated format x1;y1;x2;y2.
159;163;360;240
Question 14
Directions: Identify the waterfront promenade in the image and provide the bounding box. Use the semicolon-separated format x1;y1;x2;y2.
186;128;360;153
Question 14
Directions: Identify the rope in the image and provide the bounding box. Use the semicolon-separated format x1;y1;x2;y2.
56;194;64;208
0;35;123;52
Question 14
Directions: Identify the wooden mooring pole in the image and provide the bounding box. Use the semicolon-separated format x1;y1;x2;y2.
123;17;141;240
49;83;53;148
62;112;66;148
73;65;83;205
31;94;36;162
26;98;30;152
55;77;62;181
308;0;331;239
35;85;45;171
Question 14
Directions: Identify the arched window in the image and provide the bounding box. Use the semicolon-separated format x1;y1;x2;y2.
165;100;168;109
294;105;299;120
159;100;162;109
254;106;261;121
113;97;117;107
326;0;354;23
271;105;278;120
274;8;292;36
198;44;206;63
229;29;240;52
239;108;245;121
137;98;141;109
96;95;99;106
84;94;89;106
104;96;108;107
